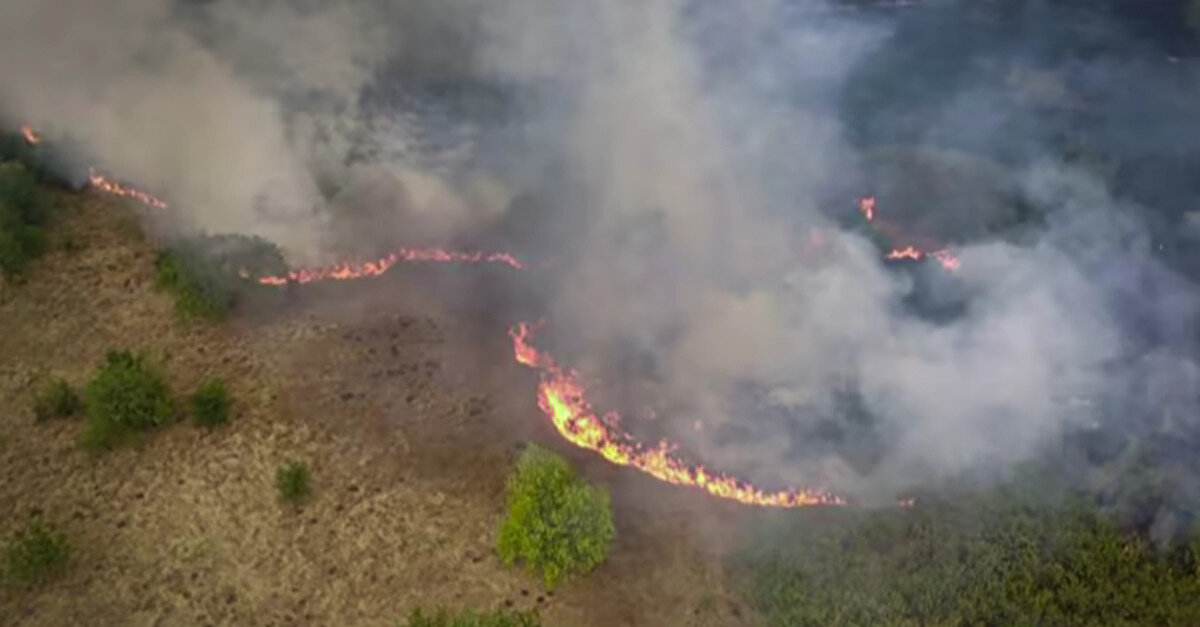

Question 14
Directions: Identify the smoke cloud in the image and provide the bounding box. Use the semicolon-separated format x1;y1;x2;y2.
4;0;1200;515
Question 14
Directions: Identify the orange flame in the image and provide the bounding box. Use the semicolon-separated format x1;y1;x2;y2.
886;246;924;261
246;247;526;286
859;195;876;222
509;322;845;508
87;169;168;209
20;125;40;145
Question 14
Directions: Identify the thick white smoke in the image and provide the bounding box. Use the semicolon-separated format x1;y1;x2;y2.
2;0;1196;505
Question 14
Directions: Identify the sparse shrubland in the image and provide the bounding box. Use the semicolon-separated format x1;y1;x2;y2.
738;486;1200;627
155;233;287;321
496;445;614;588
276;460;312;504
32;378;81;422
402;606;541;627
0;161;49;278
3;519;69;587
80;351;174;452
190;378;231;429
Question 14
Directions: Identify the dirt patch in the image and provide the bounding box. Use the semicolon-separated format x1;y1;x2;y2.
0;194;754;626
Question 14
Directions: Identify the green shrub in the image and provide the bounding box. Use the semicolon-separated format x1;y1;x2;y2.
402;606;541;627
32;378;82;422
155;250;236;321
276;460;311;504
738;491;1200;627
0;161;48;278
190;378;230;428
3;519;69;586
155;233;288;322
80;351;173;451
496;445;614;588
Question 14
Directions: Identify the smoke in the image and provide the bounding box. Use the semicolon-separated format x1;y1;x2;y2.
0;0;519;262
4;0;1200;513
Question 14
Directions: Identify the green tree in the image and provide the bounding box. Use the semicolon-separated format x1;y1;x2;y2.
496;445;614;588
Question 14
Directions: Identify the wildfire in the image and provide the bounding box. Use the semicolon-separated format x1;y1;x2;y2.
19;125;167;209
243;247;526;286
866;196;961;272
509;322;845;508
7;122;933;509
884;246;962;271
20;125;40;145
885;246;923;261
859;195;876;222
87;169;169;209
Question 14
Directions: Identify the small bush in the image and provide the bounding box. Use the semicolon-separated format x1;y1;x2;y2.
0;161;48;278
276;460;311;504
155;250;236;321
190;378;231;428
155;234;289;322
3;519;69;586
32;378;82;422
81;351;173;451
403;606;541;627
496;445;614;588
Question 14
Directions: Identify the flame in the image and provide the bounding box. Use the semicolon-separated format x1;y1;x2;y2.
87;169;169;209
867;197;961;272
859;195;876;222
247;247;526;286
20;125;40;145
18;125;166;208
885;246;924;261
931;249;962;271
509;322;844;508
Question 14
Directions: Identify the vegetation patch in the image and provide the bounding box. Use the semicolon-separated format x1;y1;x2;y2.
190;378;231;429
32;378;82;422
737;487;1200;627
402;606;541;627
496;444;614;588
3;519;69;586
80;350;173;452
276;460;312;504
0;161;49;278
155;233;288;322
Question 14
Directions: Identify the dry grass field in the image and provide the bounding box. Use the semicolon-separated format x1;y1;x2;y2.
0;191;755;626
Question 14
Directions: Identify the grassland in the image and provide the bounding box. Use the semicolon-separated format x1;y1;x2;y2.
0;189;748;626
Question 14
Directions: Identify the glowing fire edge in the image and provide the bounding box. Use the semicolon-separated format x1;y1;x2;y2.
510;322;845;508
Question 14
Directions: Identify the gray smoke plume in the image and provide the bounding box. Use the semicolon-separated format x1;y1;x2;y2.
3;0;1199;515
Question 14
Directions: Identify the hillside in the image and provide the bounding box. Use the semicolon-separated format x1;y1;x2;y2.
0;189;748;626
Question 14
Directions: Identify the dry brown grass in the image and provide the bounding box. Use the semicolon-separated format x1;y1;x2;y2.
0;192;754;626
